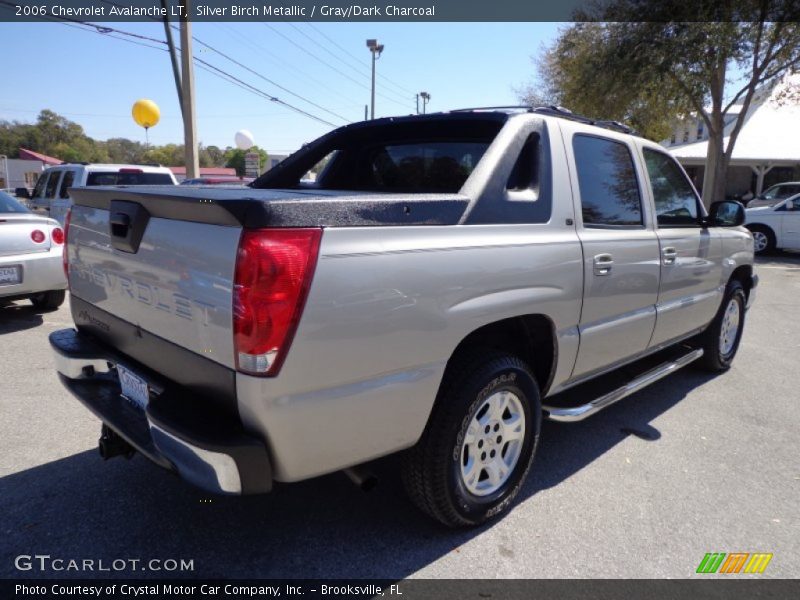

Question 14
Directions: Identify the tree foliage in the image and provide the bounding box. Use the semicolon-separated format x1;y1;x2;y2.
524;0;800;204
224;146;269;176
0;110;237;169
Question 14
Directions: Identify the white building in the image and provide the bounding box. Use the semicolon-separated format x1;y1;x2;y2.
662;74;800;199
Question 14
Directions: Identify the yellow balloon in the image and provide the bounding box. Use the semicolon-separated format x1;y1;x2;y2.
132;99;160;129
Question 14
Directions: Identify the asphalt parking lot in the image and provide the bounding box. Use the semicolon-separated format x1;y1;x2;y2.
1;254;798;580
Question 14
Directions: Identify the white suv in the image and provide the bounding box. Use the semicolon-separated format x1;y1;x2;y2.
25;164;177;223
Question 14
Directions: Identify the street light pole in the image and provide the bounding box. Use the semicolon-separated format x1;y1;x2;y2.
366;39;384;120
420;91;431;114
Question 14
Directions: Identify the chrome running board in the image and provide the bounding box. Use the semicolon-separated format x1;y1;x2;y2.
543;348;704;423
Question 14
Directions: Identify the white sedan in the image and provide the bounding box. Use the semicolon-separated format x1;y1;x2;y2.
0;191;67;310
745;193;800;254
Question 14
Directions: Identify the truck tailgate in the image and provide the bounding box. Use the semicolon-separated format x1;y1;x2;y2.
68;202;241;370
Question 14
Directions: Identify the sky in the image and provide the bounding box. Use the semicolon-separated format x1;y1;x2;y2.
0;21;562;156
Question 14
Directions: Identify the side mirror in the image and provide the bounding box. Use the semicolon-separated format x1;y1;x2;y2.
15;187;30;199
708;200;745;227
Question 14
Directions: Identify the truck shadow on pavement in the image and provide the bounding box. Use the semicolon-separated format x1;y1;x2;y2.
0;369;715;580
0;304;46;335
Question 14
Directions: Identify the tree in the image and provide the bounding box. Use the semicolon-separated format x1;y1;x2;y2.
528;1;800;205
224;146;269;176
204;145;225;167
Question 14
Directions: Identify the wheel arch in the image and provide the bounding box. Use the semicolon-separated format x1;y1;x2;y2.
444;314;557;396
729;263;755;300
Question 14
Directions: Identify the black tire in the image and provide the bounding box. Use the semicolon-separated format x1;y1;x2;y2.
402;350;541;527
697;280;746;372
30;290;65;311
747;225;776;255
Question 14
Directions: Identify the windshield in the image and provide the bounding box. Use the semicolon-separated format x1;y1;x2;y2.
0;191;30;213
762;184;800;200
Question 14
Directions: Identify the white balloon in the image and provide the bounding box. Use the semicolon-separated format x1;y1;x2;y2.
234;129;255;150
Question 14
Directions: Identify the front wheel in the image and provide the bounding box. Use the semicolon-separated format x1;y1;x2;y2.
697;280;746;372
748;225;776;255
402;351;541;527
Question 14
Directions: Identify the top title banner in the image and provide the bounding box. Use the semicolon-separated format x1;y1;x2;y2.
3;0;797;22
1;0;588;21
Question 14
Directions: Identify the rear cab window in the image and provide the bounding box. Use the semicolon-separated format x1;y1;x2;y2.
254;115;506;193
572;134;643;227
87;172;174;186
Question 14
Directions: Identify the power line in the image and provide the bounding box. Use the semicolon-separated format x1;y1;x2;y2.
264;23;412;111
286;22;411;104
187;35;350;123
25;13;340;127
304;23;418;98
214;23;364;109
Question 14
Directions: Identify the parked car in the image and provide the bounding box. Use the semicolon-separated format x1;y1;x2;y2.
745;181;800;207
51;107;756;527
20;163;177;224
0;190;67;310
745;192;800;253
180;176;254;186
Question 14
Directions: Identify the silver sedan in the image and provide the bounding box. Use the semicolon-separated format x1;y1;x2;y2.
0;191;67;310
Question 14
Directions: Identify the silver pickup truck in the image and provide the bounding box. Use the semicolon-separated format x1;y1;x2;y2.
51;107;756;527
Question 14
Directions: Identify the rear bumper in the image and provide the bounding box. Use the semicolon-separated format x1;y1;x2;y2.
50;328;272;495
0;246;66;299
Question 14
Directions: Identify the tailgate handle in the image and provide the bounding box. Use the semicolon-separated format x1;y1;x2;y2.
108;200;150;254
110;212;131;237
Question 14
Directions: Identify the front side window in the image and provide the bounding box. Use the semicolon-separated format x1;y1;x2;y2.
573;135;643;227
643;148;700;227
31;173;48;198
44;171;61;198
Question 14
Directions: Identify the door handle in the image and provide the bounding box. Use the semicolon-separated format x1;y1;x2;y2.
662;247;677;265
593;253;614;276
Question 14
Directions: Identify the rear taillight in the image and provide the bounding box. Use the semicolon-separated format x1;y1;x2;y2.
51;227;64;245
233;228;322;376
62;209;71;281
31;230;45;243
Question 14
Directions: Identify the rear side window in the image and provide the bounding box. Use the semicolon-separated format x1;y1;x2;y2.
363;142;487;192
573;135;643;227
643;149;700;227
59;171;75;198
506;133;541;192
45;171;61;198
86;172;174;186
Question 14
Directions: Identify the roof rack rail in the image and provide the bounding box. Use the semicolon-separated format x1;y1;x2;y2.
449;104;634;135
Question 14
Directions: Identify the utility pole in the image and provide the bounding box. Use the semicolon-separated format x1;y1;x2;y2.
180;1;199;179
419;91;431;114
366;39;384;120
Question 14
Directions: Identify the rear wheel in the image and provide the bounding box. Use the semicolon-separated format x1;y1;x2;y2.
30;290;65;311
697;280;746;372
748;225;776;254
402;351;541;527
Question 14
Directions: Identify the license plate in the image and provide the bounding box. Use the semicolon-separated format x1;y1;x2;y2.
0;265;21;285
117;364;150;410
